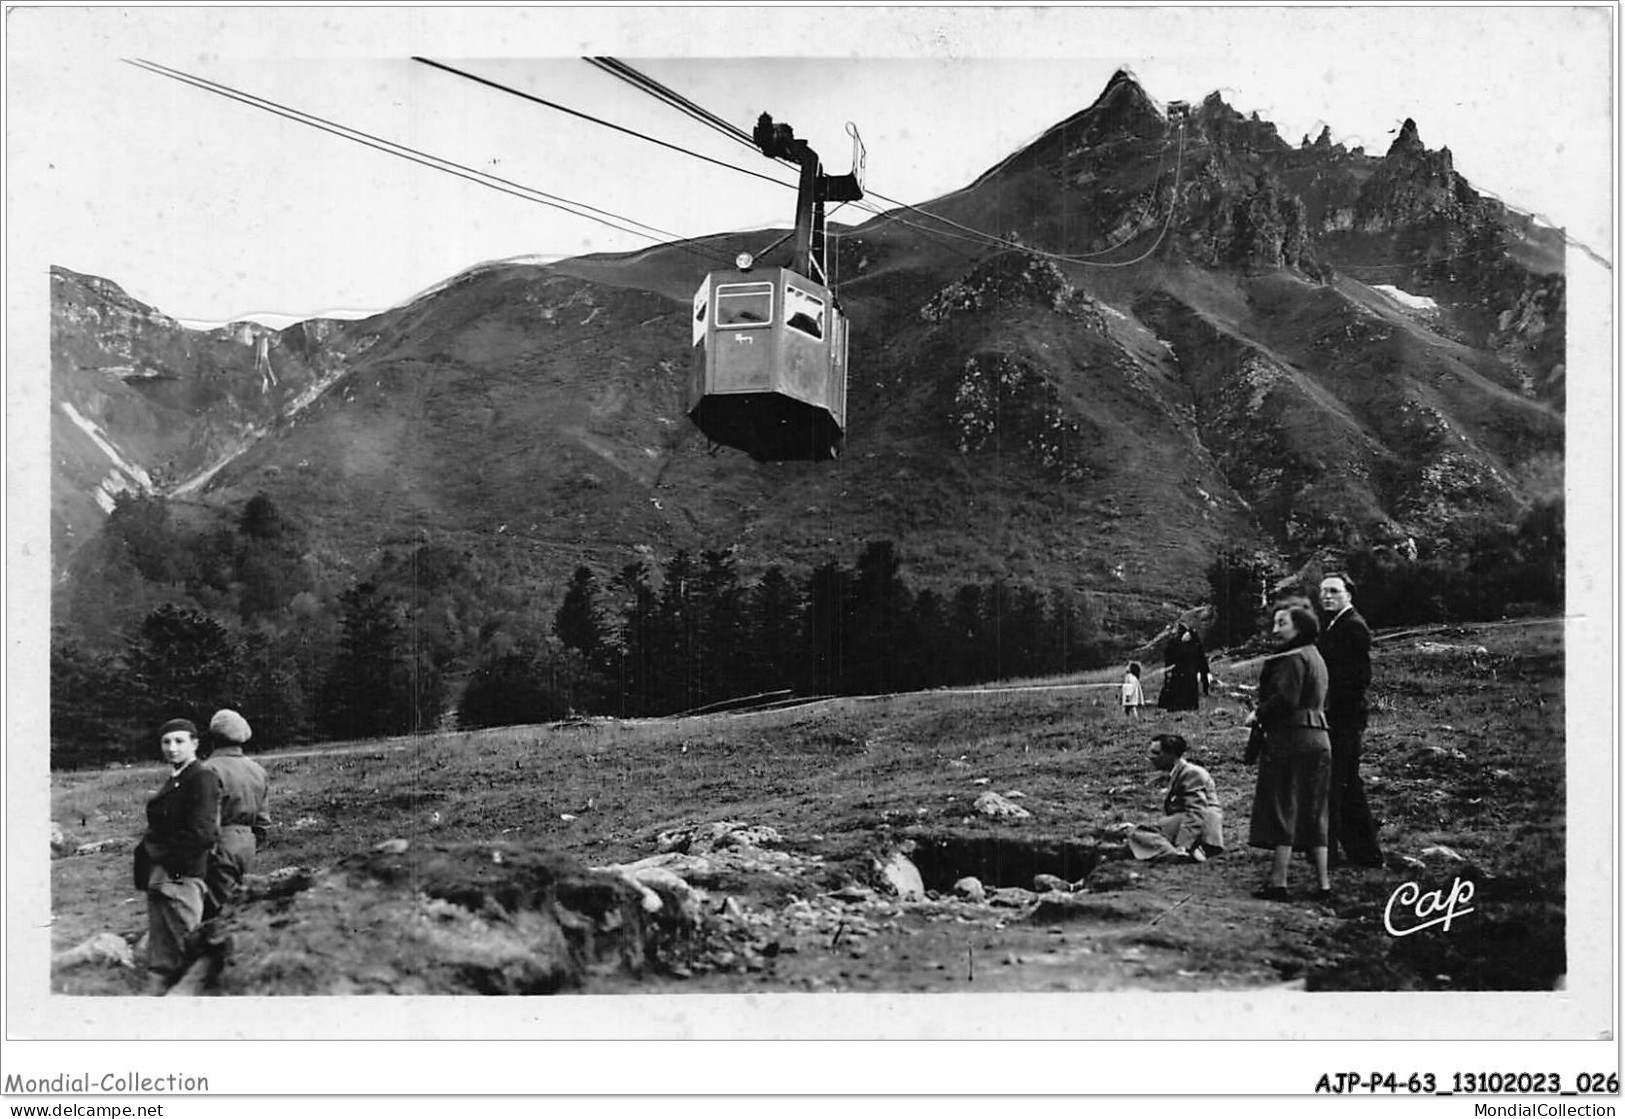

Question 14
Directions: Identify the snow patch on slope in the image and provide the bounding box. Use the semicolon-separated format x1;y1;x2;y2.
1373;284;1438;312
60;402;152;491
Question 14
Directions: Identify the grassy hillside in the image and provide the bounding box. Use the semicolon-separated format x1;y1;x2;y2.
50;618;1564;995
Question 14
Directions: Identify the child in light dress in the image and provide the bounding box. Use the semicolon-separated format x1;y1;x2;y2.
1121;661;1146;718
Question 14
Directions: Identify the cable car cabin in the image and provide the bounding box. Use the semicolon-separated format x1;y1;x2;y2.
689;264;848;462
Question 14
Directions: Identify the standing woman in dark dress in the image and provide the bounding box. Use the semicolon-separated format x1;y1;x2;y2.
1245;602;1333;901
133;718;220;992
1158;623;1211;711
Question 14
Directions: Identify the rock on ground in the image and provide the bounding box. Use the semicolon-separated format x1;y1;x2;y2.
874;851;925;900
74;838;129;856
974;791;1032;819
657;821;783;854
53;932;134;971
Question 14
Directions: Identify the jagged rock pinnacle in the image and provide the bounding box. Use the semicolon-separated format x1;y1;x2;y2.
1387;118;1425;158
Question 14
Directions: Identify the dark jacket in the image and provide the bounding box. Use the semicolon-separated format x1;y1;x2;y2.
1255;642;1330;752
134;761;221;888
1318;607;1372;715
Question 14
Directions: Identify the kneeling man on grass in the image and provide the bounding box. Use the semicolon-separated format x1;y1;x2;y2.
1126;734;1226;862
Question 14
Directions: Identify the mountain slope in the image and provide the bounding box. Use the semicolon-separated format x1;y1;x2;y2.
50;72;1565;640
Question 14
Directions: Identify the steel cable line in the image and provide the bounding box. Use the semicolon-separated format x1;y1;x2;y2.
859;127;1176;262
127;58;739;267
582;56;993;251
582;57;807;180
414;57;801;192
584;57;759;152
842;199;994;262
425;53;1180;274
473;55;988;268
857;122;1188;268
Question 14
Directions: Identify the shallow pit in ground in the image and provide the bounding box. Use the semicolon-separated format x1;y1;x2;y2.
902;829;1107;892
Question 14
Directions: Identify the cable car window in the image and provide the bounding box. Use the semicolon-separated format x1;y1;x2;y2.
692;282;709;347
715;283;774;327
784;284;825;340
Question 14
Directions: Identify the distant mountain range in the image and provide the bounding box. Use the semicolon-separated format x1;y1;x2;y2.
51;71;1564;637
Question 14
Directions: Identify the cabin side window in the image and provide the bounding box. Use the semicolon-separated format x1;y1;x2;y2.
715;283;774;327
784;284;825;340
692;283;708;347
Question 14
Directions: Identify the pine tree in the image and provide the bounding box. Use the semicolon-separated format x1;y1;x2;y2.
907;588;951;689
239;492;287;540
1205;548;1279;647
949;584;987;684
50;628;133;767
658;551;700;712
126;604;241;731
554;566;607;661
803;560;851;695
318;582;440;739
697;549;748;704
458;643;569;728
846;541;914;694
747;566;802;693
610;561;659;716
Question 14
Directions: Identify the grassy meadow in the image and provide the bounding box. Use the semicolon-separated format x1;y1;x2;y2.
50;619;1565;994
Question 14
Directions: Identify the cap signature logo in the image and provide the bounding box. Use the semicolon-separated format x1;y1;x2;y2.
1384;876;1476;937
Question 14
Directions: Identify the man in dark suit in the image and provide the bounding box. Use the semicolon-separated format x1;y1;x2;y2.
1317;573;1384;867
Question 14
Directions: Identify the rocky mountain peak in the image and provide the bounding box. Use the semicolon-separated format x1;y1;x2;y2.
1081;67;1163;136
1387;117;1427;159
1193;91;1288;152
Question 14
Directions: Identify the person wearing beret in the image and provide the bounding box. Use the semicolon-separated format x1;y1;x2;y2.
133;718;220;991
200;709;271;914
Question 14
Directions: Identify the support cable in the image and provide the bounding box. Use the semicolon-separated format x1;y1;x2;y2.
126;58;737;266
414;57;799;192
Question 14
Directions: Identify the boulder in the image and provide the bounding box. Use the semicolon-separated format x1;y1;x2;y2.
873;852;925;900
50;822;73;857
1032;874;1072;894
73;838;129;856
952;876;986;903
973;791;1032;820
596;863;708;924
656;821;782;855
987;887;1039;908
52;932;134;971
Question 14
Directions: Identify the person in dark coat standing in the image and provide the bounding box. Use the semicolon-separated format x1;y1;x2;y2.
1245;602;1333;901
1317;573;1384;867
133;718;220;992
201;708;271;914
1157;623;1210;711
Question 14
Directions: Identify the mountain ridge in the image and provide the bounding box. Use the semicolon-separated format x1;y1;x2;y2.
50;71;1564;644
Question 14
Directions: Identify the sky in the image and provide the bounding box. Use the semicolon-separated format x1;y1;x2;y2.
6;5;1616;323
